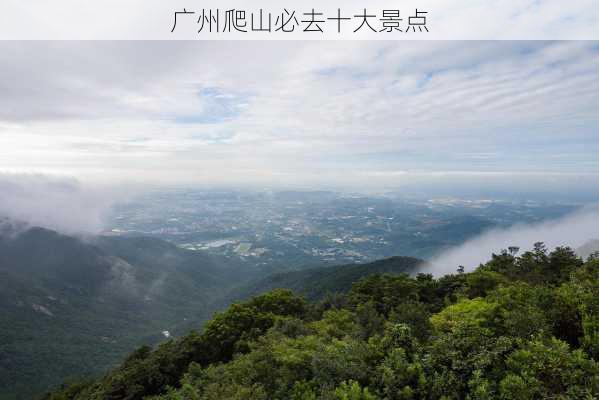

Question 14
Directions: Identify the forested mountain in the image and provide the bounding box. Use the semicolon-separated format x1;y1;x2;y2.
226;256;425;302
0;222;256;400
45;243;599;400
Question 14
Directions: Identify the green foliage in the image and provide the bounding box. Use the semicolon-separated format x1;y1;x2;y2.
388;300;432;341
500;337;599;399
430;298;500;335
561;260;599;358
46;244;599;400
0;229;254;400
200;289;307;362
334;381;378;400
348;274;419;316
485;242;584;285
228;256;424;303
463;270;507;298
377;346;426;399
310;309;361;340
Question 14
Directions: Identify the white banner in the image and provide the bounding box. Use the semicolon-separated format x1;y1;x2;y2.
1;0;598;40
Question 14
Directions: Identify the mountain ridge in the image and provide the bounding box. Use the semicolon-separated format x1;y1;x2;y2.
224;255;426;304
0;223;254;400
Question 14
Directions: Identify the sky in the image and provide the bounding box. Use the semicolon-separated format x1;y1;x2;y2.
1;41;599;193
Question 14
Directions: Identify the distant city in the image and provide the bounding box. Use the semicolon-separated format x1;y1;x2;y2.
105;189;577;270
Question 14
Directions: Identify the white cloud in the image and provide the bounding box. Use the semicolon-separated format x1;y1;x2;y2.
427;206;599;276
0;173;139;233
0;41;598;190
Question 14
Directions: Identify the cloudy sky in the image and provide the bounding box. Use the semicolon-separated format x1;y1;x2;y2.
1;41;598;193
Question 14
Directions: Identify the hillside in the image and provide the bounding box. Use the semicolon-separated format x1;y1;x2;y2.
45;243;599;400
226;256;425;302
0;223;255;400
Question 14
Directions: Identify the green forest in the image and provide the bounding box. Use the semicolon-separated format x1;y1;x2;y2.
44;243;599;400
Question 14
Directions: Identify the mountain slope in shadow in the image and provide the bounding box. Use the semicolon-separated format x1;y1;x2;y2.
225;255;427;304
0;222;253;400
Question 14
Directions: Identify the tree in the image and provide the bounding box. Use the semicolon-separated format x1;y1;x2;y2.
377;347;426;399
430;298;500;335
44;246;599;400
334;380;378;400
349;274;419;316
500;337;599;399
508;246;520;256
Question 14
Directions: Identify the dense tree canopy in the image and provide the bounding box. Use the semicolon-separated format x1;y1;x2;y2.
44;244;599;400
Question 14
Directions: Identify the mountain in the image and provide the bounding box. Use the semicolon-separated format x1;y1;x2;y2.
44;244;599;400
226;256;426;303
0;222;255;400
0;220;427;399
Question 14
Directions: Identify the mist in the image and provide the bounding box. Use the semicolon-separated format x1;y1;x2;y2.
0;173;137;234
427;206;599;276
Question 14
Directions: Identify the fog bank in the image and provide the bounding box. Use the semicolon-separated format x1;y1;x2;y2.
427;206;599;276
0;173;136;234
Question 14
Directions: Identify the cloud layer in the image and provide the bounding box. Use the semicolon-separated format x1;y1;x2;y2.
427;206;599;276
0;173;136;234
0;41;598;191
